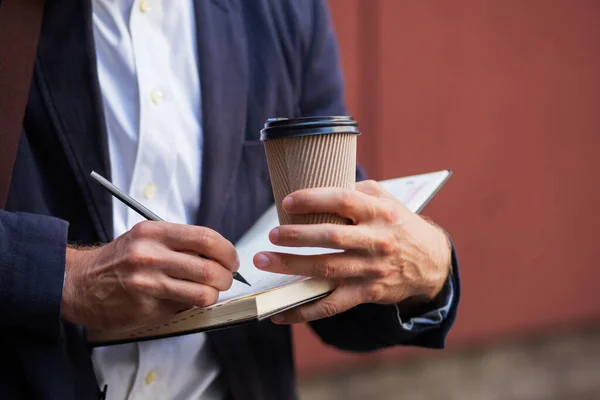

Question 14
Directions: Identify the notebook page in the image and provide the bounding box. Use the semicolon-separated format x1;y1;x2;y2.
379;170;451;213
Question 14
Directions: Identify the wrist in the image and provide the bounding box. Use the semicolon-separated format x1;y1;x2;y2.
431;225;453;299
422;215;453;270
62;247;81;324
397;217;452;316
396;268;451;319
62;245;97;325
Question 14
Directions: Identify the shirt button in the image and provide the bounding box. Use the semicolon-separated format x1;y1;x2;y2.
150;90;163;105
143;183;158;200
140;0;151;13
145;370;158;385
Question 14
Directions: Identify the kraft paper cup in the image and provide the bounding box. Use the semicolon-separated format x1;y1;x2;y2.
260;116;360;225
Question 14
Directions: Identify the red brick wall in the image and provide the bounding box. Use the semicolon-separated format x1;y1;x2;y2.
294;0;600;376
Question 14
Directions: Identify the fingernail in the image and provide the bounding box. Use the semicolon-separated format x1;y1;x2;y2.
270;228;280;243
282;197;294;211
255;253;271;268
271;314;285;324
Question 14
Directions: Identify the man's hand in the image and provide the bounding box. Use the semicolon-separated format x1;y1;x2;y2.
253;180;452;324
62;221;239;331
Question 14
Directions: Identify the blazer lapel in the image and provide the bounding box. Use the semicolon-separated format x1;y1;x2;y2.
35;0;112;242
193;0;248;232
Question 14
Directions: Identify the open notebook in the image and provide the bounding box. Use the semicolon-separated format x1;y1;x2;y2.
88;169;452;346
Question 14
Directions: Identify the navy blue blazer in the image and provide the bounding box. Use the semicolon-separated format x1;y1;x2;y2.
0;0;460;399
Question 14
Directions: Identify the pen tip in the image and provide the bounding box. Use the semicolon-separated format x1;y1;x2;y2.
234;273;251;286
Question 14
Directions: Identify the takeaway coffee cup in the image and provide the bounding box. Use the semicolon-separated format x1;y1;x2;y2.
260;116;360;225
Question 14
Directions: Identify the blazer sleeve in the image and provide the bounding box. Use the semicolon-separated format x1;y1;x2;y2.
0;210;68;342
298;0;461;352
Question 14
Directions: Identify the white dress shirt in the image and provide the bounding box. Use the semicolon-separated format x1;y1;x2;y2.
91;0;225;398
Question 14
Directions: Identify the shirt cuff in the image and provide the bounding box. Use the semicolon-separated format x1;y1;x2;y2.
393;275;455;331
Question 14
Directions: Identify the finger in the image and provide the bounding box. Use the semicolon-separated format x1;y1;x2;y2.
355;179;391;199
270;282;364;324
131;222;239;271
166;225;239;271
150;276;220;307
355;181;411;223
282;187;383;223
254;251;375;279
270;224;389;255
159;250;234;291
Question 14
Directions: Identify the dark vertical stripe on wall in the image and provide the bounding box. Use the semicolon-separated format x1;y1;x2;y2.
357;0;381;179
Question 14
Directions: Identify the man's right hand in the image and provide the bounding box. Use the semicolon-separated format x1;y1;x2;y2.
61;221;239;331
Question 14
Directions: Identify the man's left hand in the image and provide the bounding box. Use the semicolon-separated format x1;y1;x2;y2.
253;180;452;324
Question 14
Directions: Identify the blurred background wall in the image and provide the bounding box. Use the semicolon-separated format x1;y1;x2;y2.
295;1;600;399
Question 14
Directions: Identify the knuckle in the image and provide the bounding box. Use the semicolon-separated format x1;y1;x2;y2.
130;221;161;240
192;289;207;306
287;226;301;241
295;308;308;322
373;265;391;279
349;262;367;277
195;288;218;307
366;203;378;221
196;264;213;283
127;273;154;293
319;301;339;318
314;262;335;279
204;264;232;291
363;283;385;302
375;234;399;256
380;203;401;223
325;226;344;247
396;240;409;256
274;254;288;272
196;228;215;250
363;180;380;192
337;191;354;211
357;180;385;198
125;242;155;267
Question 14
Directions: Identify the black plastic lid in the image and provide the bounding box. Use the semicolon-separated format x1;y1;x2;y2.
260;116;360;140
